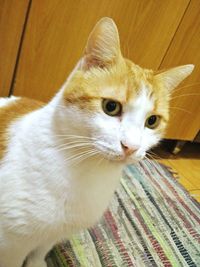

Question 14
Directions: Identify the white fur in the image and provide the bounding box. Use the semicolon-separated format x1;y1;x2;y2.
0;82;159;267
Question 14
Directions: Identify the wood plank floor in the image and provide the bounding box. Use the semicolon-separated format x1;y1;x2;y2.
152;141;200;202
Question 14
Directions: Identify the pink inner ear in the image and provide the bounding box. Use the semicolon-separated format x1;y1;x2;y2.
83;55;107;71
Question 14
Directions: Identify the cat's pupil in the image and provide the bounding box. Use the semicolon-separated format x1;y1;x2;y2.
106;101;117;112
148;115;157;125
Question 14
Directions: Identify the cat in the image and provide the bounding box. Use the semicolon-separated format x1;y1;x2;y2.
0;17;194;267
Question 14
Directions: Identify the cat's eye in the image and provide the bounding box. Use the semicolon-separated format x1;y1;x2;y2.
102;99;122;116
145;115;160;129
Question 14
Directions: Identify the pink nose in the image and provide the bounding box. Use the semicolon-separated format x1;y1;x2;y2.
121;142;139;156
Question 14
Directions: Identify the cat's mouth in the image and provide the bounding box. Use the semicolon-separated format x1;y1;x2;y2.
94;141;145;163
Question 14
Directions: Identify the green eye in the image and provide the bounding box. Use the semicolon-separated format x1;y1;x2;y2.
102;99;122;116
145;115;160;129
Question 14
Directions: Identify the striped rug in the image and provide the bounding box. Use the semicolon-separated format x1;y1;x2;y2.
47;160;200;267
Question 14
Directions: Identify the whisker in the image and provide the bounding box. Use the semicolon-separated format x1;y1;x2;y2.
64;148;95;159
56;143;93;152
170;93;200;100
147;151;162;160
73;150;100;164
69;150;100;166
146;154;158;164
172;82;200;94
56;139;94;144
55;135;102;144
63;149;98;164
55;134;97;140
92;154;105;169
144;155;159;170
170;106;192;114
56;139;94;148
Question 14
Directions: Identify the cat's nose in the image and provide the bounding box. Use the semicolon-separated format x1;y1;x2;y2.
121;142;139;156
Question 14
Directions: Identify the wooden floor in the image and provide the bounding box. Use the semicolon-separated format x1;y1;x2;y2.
153;141;200;202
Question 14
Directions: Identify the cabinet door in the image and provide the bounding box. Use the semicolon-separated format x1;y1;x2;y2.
0;0;30;97
161;0;200;141
12;0;188;101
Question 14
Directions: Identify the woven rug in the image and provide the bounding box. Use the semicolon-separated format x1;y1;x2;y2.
46;160;200;267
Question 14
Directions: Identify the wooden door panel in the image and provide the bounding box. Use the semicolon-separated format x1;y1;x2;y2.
13;0;189;101
161;0;200;141
0;0;30;97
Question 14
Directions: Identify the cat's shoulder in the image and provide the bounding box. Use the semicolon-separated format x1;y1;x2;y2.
0;96;44;159
0;96;44;116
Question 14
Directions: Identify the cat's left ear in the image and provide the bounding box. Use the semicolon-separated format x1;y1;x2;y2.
155;64;194;92
81;17;122;70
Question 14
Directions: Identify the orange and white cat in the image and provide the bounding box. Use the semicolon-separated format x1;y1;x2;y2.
0;18;194;267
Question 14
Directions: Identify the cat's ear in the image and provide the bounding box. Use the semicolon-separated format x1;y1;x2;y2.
155;64;194;92
81;17;122;70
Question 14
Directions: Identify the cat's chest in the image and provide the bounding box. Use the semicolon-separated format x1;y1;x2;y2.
2;145;122;239
47;161;122;236
64;164;121;226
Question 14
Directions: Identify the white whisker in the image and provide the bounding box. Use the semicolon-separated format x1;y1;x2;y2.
171;82;200;94
68;150;100;167
56;139;94;149
63;149;98;164
56;143;93;152
147;151;162;161
145;155;160;171
170;106;192;115
71;152;100;166
91;154;105;169
170;93;200;100
54;134;96;140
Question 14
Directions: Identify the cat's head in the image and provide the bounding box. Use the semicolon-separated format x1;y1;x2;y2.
55;18;194;163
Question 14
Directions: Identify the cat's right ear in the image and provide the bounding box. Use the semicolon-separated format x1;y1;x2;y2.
80;17;122;71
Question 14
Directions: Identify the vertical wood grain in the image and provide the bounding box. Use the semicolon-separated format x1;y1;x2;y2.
161;0;200;141
0;0;30;97
12;0;189;101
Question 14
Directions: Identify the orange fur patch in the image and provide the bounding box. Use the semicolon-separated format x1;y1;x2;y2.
63;58;170;129
0;97;44;160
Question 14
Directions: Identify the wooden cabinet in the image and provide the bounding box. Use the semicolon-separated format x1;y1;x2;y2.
0;0;199;141
0;0;29;97
11;0;189;101
160;0;200;141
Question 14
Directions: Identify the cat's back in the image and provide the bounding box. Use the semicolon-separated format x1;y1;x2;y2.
0;96;44;160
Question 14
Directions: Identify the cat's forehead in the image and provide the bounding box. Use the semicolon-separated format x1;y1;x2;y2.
98;72;154;105
101;62;155;103
64;62;156;110
100;81;152;104
94;63;153;99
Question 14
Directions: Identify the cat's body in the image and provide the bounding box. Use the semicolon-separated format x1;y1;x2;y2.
0;18;194;267
0;96;122;267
